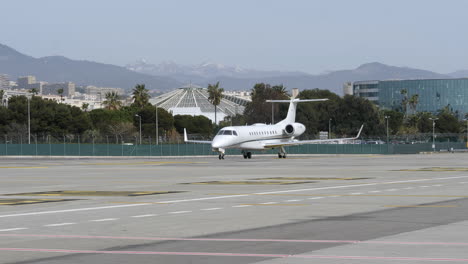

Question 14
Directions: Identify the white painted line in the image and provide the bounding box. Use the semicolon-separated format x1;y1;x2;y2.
90;218;118;222
420;186;430;188
386;189;398;191
0;228;28;232
460;182;468;184
169;211;191;214
201;208;222;211
369;190;381;193
403;187;413;190
259;202;277;205
131;214;157;218
44;223;76;227
3;175;468;219
433;184;442;187
285;199;301;202
308;197;324;200
329;195;340;197
350;192;363;195
233;205;251;208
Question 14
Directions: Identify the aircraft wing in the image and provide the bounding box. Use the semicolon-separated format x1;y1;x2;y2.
184;128;212;144
264;125;364;148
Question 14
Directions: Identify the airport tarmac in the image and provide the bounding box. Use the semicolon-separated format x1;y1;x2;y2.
1;153;468;263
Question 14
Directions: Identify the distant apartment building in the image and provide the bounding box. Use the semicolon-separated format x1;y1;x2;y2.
85;86;125;99
0;74;10;90
42;82;76;97
17;76;37;89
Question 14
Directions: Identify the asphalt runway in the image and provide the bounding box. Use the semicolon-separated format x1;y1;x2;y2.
1;153;468;263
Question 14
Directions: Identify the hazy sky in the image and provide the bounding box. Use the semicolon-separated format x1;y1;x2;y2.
2;0;468;74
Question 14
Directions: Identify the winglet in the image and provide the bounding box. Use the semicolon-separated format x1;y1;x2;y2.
184;128;188;142
355;124;364;139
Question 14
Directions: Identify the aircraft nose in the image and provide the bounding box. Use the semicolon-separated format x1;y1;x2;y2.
211;137;223;149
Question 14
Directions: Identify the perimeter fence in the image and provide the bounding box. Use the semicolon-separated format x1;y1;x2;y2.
0;141;466;156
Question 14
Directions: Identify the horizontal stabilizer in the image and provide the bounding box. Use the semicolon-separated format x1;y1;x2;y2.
266;99;329;103
184;128;212;144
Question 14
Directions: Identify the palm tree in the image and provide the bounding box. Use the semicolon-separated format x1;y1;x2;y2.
132;84;150;108
409;94;419;115
29;88;39;96
207;82;224;124
400;89;408;117
57;88;64;102
81;102;90;112
0;90;4;106
103;91;122;110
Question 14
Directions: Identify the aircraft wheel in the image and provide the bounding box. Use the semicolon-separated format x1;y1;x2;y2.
278;153;282;159
247;152;252;159
283;153;287;158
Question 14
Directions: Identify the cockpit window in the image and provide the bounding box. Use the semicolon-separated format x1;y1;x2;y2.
217;129;238;136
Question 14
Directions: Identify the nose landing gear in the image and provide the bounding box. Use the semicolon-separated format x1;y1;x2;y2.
242;151;252;159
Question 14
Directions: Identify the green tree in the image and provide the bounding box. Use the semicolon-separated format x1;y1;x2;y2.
29;88;39;96
103;91;122;110
174;115;213;137
132;84;150;109
81;103;89;112
207;82;224;124
0;90;4;106
436;106;462;133
400;89;408;116
296;89;340;137
415;112;433;133
408;94;419;115
380;109;404;135
57;88;64;102
243;83;289;124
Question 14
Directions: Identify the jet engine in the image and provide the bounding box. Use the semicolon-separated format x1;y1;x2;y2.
283;123;306;137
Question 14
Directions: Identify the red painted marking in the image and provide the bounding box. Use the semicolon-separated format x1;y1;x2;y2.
1;247;468;262
2;234;468;246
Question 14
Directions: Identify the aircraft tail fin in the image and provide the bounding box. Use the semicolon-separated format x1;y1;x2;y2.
267;98;328;124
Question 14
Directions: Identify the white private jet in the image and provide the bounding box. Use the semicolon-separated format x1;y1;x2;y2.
184;98;363;159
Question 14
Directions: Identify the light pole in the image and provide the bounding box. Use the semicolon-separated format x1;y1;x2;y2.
328;118;332;139
155;104;159;145
429;118;438;151
135;114;142;145
384;116;390;144
464;119;468;148
27;96;31;144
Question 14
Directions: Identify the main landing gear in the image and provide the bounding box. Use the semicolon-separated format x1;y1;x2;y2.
278;146;287;159
218;153;225;160
242;150;252;159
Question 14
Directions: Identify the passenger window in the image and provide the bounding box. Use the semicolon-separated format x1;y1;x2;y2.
225;130;233;135
233;131;238;136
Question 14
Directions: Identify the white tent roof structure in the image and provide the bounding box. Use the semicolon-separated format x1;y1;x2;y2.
150;84;249;124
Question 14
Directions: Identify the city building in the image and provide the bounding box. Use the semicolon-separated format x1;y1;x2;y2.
17;76;37;89
42;82;76;97
0;74;10;90
352;80;379;104
150;84;249;124
85;86;125;98
351;78;468;118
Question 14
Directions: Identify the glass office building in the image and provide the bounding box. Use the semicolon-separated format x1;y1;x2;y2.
353;78;468;118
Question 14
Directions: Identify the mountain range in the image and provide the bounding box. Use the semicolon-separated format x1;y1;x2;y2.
1;43;467;95
0;44;181;92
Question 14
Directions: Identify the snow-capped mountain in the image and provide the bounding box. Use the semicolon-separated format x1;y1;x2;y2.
125;60;305;80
